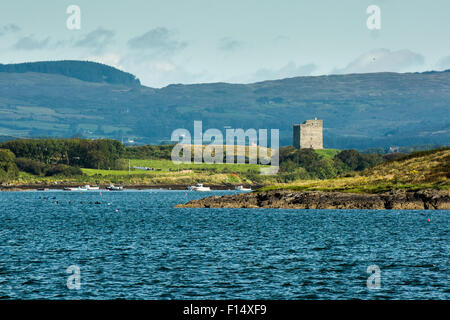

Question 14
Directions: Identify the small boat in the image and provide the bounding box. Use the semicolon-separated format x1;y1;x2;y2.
63;185;99;191
106;184;123;191
83;185;99;190
235;185;252;192
63;187;79;191
37;187;48;191
187;183;211;192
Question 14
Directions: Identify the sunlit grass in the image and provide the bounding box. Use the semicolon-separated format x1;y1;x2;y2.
315;148;341;159
258;149;450;193
129;159;266;173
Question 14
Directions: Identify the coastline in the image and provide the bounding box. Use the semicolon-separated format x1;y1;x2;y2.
0;183;261;192
176;189;450;210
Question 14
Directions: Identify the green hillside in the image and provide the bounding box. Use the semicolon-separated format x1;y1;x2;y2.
261;147;450;193
315;149;340;159
0;61;449;149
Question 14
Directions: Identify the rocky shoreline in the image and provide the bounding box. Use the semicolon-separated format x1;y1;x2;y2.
177;189;450;210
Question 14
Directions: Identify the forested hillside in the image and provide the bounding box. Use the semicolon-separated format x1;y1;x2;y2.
0;60;140;86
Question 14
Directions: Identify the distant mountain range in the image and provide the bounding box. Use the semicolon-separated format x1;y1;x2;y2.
0;60;449;149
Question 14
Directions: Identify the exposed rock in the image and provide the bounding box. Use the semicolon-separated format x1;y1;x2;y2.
176;189;450;210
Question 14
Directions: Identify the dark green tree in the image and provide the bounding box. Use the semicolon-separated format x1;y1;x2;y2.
0;149;19;182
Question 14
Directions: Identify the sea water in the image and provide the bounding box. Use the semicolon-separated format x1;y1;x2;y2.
0;190;448;299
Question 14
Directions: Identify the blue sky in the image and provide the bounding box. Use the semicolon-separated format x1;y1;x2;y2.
0;0;449;87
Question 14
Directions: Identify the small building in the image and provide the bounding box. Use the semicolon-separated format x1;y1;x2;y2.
293;118;323;149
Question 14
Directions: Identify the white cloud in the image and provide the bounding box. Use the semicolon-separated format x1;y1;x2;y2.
436;55;450;70
0;24;20;36
249;61;317;82
218;37;243;52
74;27;115;53
127;27;187;56
333;48;425;74
117;55;206;88
153;61;176;72
13;35;50;50
87;53;124;70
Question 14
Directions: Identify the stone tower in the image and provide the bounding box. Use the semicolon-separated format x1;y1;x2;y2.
293;118;323;149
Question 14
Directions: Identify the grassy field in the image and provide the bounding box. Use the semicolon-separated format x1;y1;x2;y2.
80;149;338;179
130;159;265;173
71;159;272;186
81;168;156;176
315;149;340;159
13;169;274;186
78;159;266;176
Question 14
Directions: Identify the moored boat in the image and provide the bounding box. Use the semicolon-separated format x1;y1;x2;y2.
235;185;252;192
106;184;123;191
63;187;79;191
63;185;99;191
187;183;211;192
83;185;99;190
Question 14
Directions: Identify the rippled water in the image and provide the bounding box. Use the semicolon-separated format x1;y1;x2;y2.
0;190;448;299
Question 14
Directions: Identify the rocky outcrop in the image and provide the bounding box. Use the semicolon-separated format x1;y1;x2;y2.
176;189;450;210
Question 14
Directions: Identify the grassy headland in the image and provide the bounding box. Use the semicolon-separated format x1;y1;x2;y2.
178;148;450;209
259;148;450;193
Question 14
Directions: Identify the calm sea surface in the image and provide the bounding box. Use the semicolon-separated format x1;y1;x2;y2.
0;190;448;300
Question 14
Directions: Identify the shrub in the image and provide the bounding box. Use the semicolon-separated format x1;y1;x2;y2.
44;164;82;177
334;149;383;171
0;149;19;182
277;167;310;183
112;159;129;170
16;157;82;177
15;157;47;175
383;152;407;161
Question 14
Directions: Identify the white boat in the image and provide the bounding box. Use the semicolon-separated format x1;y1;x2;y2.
64;186;83;191
64;185;99;191
83;185;99;190
106;184;123;191
235;185;252;192
187;183;211;192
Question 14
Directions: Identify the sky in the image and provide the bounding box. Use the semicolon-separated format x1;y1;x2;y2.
0;0;449;87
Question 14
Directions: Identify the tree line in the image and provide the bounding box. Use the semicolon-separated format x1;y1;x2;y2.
0;139;126;180
276;147;384;182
